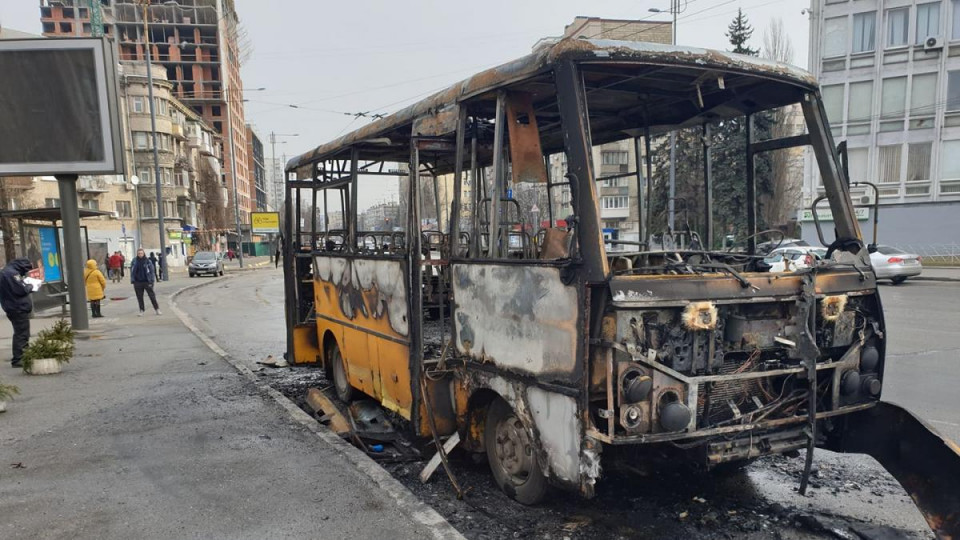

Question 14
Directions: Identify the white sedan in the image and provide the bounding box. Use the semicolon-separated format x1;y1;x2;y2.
869;245;923;284
764;246;828;273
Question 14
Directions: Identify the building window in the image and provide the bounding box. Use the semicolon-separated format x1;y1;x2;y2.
887;7;910;47
44;198;60;208
602;176;627;187
164;201;177;217
175;171;187;187
916;2;941;45
949;71;960;111
821;84;844;123
134;132;148;149
115;200;132;218
154;98;168;116
141;201;155;218
847;147;869;183
212;105;222;116
137;168;151;184
953;0;960;39
878;145;903;184
131;96;145;113
161;168;173;185
81;199;99;210
823;17;848;58
911;73;938;116
847;81;873;123
881;77;907;118
940;140;960;178
852;12;876;53
906;143;932;181
601;196;628;209
601;151;628;165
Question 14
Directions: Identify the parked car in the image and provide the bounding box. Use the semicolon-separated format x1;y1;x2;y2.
764;246;828;273
869;245;922;284
188;251;224;277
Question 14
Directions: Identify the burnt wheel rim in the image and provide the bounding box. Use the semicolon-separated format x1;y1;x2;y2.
493;414;534;485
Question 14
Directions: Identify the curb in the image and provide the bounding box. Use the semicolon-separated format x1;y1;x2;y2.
167;277;464;540
912;276;960;283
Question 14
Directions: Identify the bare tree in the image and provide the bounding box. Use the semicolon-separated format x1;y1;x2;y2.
760;19;803;233
0;177;36;264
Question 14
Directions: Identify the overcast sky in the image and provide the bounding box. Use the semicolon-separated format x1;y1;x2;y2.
1;0;810;209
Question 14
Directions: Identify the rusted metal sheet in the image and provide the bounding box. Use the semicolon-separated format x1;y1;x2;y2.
412;104;460;137
610;270;875;307
452;264;579;379
286;39;818;173
823;401;960;538
505;92;548;184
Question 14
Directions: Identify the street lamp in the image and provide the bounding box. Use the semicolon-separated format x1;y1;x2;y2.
224;86;267;268
137;0;169;280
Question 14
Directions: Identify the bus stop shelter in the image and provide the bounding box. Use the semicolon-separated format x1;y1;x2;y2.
0;207;113;314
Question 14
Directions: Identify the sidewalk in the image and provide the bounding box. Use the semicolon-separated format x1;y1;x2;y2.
913;266;960;282
0;274;454;540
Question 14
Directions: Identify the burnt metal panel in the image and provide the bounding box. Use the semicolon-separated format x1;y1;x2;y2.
287;39;817;174
610;270;876;307
505;92;548;184
556;60;609;282
412;104;461;137
452;264;579;380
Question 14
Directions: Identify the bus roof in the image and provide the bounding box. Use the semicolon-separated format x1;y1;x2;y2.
286;38;817;177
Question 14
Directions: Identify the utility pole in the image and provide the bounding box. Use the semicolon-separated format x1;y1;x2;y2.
139;0;168;280
270;132;298;264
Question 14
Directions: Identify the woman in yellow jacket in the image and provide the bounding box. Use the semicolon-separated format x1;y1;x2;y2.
84;259;107;318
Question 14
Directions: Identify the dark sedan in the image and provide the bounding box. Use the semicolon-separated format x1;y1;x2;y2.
188;251;224;277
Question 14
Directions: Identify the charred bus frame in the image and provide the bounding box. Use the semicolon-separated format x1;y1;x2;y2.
283;40;959;536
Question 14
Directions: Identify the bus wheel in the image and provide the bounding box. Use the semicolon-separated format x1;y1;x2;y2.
485;398;547;505
329;341;355;402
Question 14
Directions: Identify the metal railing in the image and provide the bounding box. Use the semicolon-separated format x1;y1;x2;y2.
890;243;960;265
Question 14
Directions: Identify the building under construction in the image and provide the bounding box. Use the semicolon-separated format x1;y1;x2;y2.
39;0;254;226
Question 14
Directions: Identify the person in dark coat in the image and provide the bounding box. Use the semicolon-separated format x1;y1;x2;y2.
131;248;161;316
0;258;35;367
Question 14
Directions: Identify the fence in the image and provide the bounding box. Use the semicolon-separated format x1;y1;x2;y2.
891;244;960;266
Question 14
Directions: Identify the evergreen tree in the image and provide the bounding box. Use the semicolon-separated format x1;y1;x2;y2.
727;9;759;56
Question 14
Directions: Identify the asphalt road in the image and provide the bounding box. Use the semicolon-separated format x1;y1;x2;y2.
875;279;960;444
176;268;960;538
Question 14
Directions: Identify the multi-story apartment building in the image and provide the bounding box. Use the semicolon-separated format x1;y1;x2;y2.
247;126;267;213
39;0;252;229
538;17;673;246
806;0;960;247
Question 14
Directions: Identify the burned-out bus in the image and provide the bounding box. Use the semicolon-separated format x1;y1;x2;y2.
284;40;958;536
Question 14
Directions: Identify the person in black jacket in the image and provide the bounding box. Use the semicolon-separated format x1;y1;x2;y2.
0;258;35;367
131;248;161;316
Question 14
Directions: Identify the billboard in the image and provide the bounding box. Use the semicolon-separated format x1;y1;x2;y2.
40;227;62;282
0;38;123;175
251;212;281;234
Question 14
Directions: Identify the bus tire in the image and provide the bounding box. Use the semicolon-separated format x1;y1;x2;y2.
328;340;355;402
485;398;547;505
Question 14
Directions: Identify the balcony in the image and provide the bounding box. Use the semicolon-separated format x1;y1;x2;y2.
171;124;185;139
77;177;110;193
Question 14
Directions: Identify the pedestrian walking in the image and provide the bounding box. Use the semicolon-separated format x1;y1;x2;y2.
0;258;36;368
157;253;164;281
108;251;123;283
84;259;107;318
119;251;126;279
131;248;161;316
227;248;235;261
